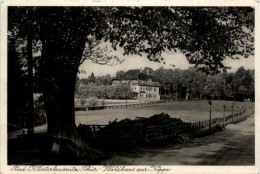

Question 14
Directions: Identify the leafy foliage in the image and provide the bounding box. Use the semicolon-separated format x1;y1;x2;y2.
78;83;133;100
115;70;125;78
76;66;254;101
105;7;254;74
9;7;254;76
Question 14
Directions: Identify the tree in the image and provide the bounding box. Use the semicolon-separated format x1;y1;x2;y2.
95;74;112;85
243;69;254;101
8;35;28;126
142;67;154;75
78;84;100;98
107;84;133;99
115;70;125;78
119;84;133;100
203;83;222;100
8;7;254;160
154;67;170;95
181;68;197;100
74;76;81;96
193;70;207;99
233;66;247;101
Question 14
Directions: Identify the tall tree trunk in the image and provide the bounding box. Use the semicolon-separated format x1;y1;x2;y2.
39;41;101;163
233;87;236;101
172;86;175;100
27;8;34;134
180;85;182;101
43;75;76;138
185;81;189;101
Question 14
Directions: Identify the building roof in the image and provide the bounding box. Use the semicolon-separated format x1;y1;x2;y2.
114;69;159;82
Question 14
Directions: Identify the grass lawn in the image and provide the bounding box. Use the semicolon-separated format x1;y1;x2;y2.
75;100;255;125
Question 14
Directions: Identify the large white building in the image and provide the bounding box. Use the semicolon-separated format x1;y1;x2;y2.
112;69;160;101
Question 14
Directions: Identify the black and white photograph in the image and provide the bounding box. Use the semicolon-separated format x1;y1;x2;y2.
0;1;258;173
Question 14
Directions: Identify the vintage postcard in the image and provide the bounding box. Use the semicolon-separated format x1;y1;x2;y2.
0;1;259;174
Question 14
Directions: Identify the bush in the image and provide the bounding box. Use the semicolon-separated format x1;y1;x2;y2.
88;97;98;107
80;97;86;106
101;99;105;106
160;95;173;101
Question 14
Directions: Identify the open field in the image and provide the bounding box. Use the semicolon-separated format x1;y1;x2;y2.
75;100;255;125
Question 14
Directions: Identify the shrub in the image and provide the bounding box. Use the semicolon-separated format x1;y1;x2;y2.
100;99;105;106
160;95;173;101
88;96;98;107
80;97;86;106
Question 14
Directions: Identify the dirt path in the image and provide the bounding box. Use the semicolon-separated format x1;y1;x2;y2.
100;115;255;165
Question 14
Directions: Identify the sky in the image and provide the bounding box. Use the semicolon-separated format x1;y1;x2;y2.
78;47;255;78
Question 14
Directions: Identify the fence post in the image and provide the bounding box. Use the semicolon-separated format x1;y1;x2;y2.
241;106;244;120
238;107;240;122
208;99;212;133
235;107;239;124
223;105;226;128
234;108;236;124
231;104;234;124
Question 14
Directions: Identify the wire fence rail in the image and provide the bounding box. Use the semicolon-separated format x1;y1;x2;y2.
82;104;253;141
190;106;251;130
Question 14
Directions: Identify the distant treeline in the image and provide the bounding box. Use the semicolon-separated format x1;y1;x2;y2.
76;66;254;102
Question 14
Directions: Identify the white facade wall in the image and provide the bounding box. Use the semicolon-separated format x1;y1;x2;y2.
131;84;160;101
113;78;160;101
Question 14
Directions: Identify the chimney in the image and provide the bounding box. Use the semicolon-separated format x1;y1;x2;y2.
147;69;149;75
140;67;142;73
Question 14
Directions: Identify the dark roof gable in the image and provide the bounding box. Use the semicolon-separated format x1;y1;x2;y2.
119;69;140;79
116;69;159;82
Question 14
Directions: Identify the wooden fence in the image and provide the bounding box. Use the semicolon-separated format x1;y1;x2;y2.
190;107;247;130
84;105;250;139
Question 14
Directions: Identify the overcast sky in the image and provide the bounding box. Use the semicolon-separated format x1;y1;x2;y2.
78;48;255;78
